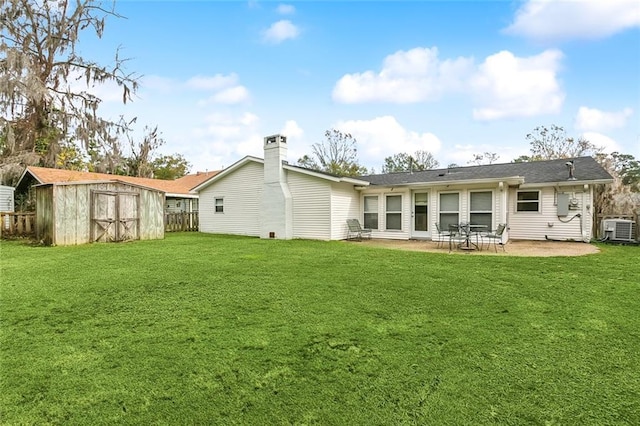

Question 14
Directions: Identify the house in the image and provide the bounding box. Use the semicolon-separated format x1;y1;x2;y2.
14;166;218;213
0;185;14;213
195;134;614;243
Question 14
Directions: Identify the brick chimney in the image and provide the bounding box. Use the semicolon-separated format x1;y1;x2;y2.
261;134;293;239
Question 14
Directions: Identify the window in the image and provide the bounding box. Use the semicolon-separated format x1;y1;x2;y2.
439;192;459;229
363;196;378;230
516;191;540;212
386;195;402;230
470;191;493;228
214;197;224;213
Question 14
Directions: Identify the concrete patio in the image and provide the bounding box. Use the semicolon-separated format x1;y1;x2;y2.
348;239;600;257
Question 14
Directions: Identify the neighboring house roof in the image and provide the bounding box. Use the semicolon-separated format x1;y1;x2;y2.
17;166;220;197
174;170;220;191
359;157;613;188
192;156;370;192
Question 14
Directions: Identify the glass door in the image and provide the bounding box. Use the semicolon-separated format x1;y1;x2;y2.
412;192;429;238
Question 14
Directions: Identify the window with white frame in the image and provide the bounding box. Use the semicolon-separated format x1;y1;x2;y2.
516;191;540;212
385;195;402;230
214;197;224;213
363;196;378;229
439;192;459;229
470;191;493;228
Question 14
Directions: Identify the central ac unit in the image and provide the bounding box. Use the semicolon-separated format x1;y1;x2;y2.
601;219;636;242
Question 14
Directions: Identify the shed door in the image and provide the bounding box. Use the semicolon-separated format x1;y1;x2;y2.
117;193;139;242
91;191;139;242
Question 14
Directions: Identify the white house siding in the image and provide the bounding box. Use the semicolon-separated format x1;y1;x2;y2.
0;185;14;212
430;183;504;232
1;185;15;230
359;188;411;240
508;186;589;241
287;171;332;240
165;198;191;213
329;182;360;240
199;162;263;236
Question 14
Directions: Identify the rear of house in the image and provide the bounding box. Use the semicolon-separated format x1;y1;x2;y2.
195;135;613;243
195;136;364;240
358;158;611;242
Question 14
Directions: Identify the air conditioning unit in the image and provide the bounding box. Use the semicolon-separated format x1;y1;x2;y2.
601;219;636;242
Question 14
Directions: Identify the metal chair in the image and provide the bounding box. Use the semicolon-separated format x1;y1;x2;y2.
484;223;507;252
434;223;451;248
448;224;466;252
346;219;372;241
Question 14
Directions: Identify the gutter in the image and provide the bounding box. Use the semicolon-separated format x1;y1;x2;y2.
355;176;525;189
519;178;614;188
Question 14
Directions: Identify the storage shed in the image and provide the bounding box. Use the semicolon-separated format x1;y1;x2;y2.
36;180;165;246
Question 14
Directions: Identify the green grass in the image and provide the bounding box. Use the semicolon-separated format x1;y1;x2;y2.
1;233;639;425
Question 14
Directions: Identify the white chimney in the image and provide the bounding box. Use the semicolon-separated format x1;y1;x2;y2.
261;134;293;239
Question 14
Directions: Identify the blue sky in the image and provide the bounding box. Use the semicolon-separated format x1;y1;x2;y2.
87;0;640;173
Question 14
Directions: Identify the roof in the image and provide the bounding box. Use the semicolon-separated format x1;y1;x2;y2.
358;157;613;187
173;171;220;191
18;166;220;197
193;156;370;192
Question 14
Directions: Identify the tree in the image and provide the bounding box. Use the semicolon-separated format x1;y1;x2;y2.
468;152;499;166
519;125;639;219
524;124;602;160
297;129;369;176
382;150;439;173
152;154;191;180
606;152;640;190
593;152;640;218
0;0;138;184
127;126;164;178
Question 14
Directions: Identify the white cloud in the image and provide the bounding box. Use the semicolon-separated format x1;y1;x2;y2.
262;20;300;44
581;131;622;153
471;49;564;121
333;47;565;121
281;120;304;139
140;75;175;93
188;111;264;168
504;0;640;41
207;86;250;105
186;74;239;90
185;73;250;106
574;106;633;131
332;47;473;104
276;4;295;15
333;116;443;169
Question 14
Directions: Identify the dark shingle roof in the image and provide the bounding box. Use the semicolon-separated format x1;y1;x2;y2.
358;157;613;186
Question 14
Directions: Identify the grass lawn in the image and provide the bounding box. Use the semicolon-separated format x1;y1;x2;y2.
1;233;639;425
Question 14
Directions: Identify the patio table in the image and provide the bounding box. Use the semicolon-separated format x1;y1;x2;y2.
454;224;487;251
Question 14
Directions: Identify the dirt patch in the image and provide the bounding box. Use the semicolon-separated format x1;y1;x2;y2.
347;238;600;257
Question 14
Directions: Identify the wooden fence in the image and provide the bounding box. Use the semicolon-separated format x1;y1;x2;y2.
165;212;199;232
1;211;198;239
0;212;36;238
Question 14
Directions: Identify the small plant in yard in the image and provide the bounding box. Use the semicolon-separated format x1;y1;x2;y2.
1;233;639;424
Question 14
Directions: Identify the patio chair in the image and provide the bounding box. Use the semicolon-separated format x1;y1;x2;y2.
434;223;451;248
448;224;467;252
346;219;372;241
484;223;507;252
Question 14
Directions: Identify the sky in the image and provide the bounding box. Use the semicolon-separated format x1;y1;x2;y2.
85;0;640;174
